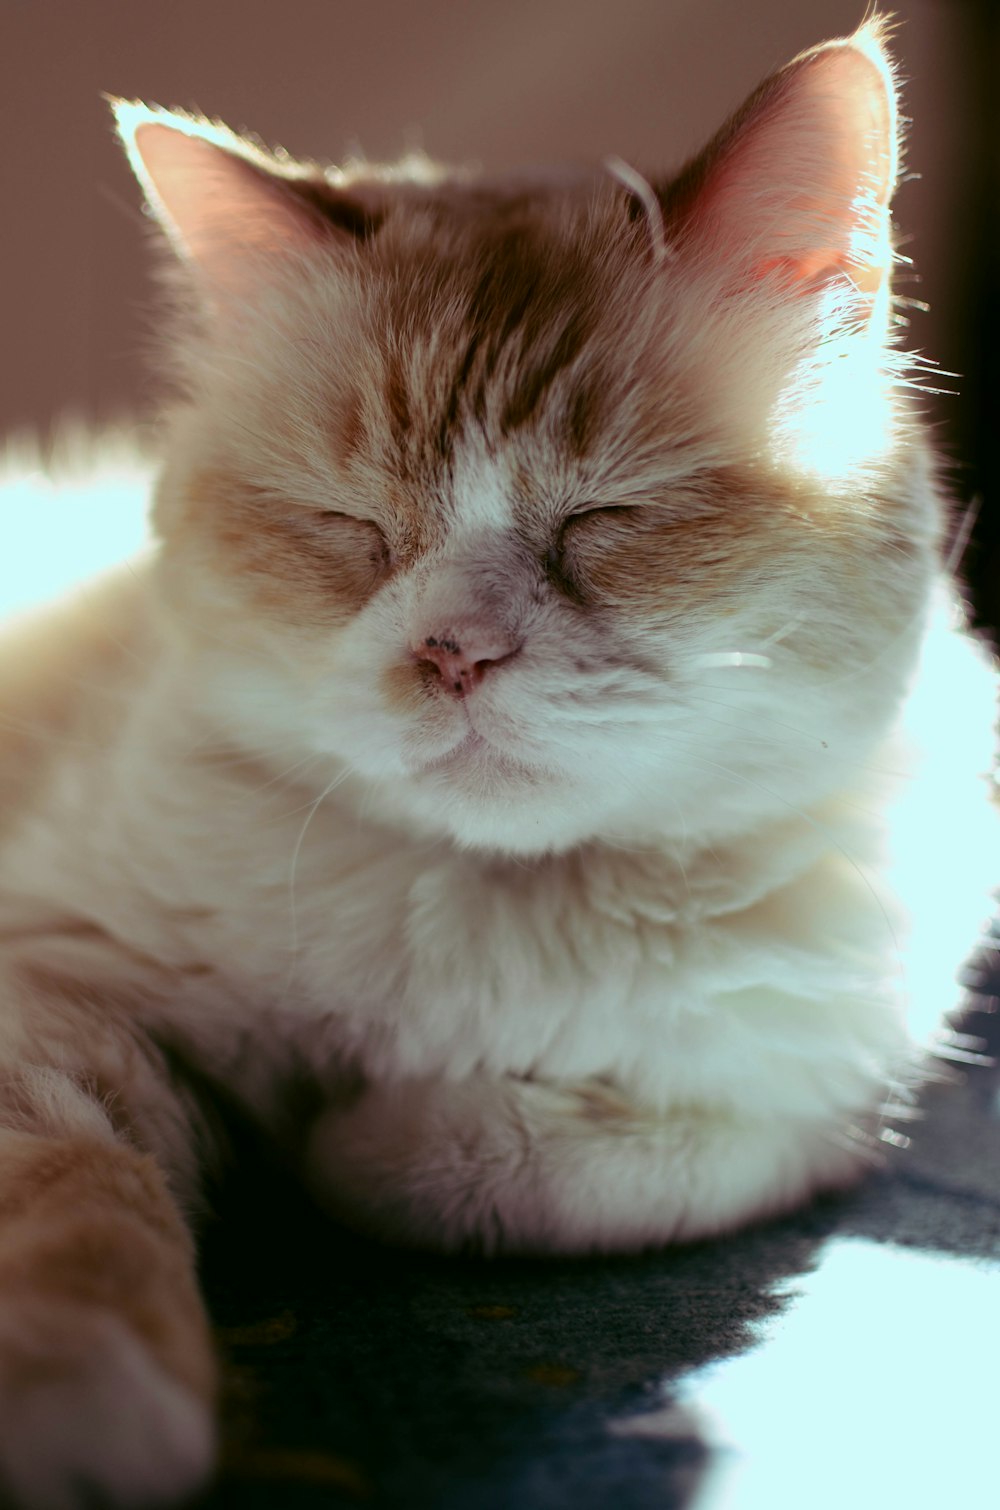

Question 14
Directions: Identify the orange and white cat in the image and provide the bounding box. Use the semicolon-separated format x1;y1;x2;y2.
0;20;994;1508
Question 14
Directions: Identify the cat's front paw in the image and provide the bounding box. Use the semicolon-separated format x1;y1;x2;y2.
0;1299;215;1509
305;1073;862;1254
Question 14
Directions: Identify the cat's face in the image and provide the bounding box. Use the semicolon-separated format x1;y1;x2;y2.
125;24;939;855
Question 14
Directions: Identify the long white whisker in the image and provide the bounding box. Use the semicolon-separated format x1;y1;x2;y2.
945;495;981;579
604;156;672;266
239;753;322;800
691;652;772;670
279;765;354;1008
681;692;828;751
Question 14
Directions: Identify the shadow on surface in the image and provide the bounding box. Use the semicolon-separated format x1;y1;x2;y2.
194;954;1000;1509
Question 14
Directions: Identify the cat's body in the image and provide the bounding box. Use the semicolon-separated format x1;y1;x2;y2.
0;21;995;1508
2;543;992;1254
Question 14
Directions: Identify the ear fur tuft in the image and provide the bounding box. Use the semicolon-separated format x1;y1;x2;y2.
111;100;334;293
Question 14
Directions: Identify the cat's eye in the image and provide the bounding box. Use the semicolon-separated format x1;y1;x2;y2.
545;505;642;598
569;503;638;523
560;502;641;540
293;508;391;565
546;512;601;593
316;509;385;541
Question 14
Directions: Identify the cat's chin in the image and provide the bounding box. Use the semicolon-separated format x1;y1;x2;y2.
420;731;536;780
394;734;600;855
419;796;601;857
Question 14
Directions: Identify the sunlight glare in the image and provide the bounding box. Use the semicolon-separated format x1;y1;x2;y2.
0;445;151;622
613;1237;1000;1510
768;280;896;487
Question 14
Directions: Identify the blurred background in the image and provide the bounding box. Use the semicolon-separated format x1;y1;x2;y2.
2;0;996;628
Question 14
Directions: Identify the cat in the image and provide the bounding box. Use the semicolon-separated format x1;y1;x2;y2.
0;17;995;1508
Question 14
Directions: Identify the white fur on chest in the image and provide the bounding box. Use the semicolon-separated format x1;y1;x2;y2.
23;741;907;1127
2;594;992;1150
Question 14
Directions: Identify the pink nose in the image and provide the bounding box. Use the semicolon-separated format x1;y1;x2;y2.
413;629;517;697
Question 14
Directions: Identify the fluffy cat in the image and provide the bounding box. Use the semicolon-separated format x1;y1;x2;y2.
0;19;995;1508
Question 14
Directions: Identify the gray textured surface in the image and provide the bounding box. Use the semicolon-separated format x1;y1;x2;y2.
194;948;1000;1509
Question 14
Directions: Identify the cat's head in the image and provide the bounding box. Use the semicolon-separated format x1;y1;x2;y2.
117;21;940;856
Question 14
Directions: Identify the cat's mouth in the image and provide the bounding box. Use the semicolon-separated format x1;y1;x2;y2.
423;731;485;770
421;731;542;785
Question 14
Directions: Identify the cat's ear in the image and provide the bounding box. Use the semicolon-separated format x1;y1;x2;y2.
672;22;898;302
112;102;347;296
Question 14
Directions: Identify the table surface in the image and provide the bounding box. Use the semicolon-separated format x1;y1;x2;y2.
194;944;1000;1510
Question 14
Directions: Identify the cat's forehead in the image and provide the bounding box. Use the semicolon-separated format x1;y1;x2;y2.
371;177;649;329
341;184;681;491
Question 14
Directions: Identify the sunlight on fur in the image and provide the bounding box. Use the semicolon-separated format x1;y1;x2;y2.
768;288;897;485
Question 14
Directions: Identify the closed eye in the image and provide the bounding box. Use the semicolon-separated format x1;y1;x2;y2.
546;505;641;597
568;503;640;521
293;510;390;563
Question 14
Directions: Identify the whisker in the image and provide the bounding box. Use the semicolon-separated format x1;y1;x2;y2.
279;764;355;1009
681;692;828;751
691;651;772;670
806;593;936;694
944;495;981;579
239;753;322;799
603;157;672;267
756;617;808;651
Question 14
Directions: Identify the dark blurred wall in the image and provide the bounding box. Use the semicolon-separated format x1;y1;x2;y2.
2;0;992;618
943;0;998;636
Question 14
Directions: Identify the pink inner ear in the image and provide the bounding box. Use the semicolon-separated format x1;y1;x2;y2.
125;114;325;291
753;250;885;298
688;34;898;296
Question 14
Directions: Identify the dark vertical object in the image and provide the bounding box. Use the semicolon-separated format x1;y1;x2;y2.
950;0;999;640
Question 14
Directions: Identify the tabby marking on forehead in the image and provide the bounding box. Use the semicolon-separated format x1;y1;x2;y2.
368;206;619;477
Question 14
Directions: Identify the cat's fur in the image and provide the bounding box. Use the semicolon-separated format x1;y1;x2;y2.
0;19;995;1507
